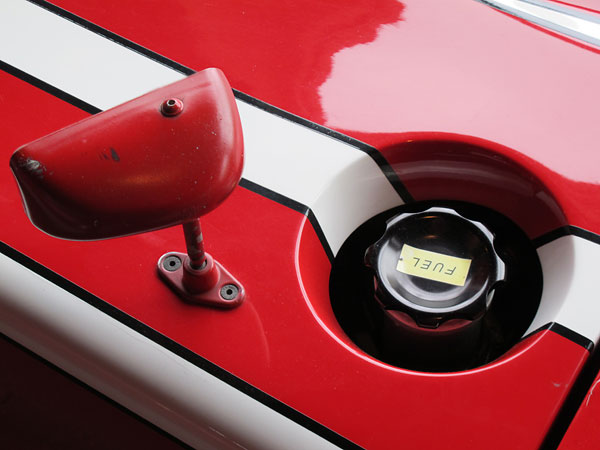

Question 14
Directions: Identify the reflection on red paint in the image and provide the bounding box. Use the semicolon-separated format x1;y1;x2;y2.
54;0;404;128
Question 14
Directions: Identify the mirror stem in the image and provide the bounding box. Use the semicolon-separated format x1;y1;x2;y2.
183;219;207;269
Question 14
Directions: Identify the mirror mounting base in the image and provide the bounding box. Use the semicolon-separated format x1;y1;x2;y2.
157;251;245;308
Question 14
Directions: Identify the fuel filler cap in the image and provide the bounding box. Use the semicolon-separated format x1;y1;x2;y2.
365;206;505;329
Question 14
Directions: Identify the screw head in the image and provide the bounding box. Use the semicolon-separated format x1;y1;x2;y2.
220;284;239;300
163;255;182;272
160;98;184;117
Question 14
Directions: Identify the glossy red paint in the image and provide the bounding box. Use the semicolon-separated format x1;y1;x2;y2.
0;74;593;448
3;1;600;448
558;371;600;449
52;0;600;237
10;68;243;240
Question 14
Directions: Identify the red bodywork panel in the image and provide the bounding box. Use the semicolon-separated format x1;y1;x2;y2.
559;370;600;449
2;0;600;448
51;0;600;237
0;71;592;448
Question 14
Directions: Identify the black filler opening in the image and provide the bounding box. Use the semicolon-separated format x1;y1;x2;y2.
329;201;543;372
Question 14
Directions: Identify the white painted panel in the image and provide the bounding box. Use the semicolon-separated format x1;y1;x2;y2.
238;101;402;254
527;235;600;342
0;253;339;450
311;158;402;254
0;1;185;110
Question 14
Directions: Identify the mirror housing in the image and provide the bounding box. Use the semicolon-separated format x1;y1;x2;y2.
10;68;243;240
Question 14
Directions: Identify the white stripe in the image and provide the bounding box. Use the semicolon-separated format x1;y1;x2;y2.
1;1;185;110
238;101;402;253
0;0;403;256
527;235;600;343
0;252;339;450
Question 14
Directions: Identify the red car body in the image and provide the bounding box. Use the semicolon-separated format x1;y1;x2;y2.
1;0;600;448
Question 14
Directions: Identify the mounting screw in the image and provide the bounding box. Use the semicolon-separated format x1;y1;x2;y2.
220;284;239;300
161;98;184;117
163;255;182;272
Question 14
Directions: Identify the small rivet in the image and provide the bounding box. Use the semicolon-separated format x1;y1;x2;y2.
220;284;239;300
161;98;184;117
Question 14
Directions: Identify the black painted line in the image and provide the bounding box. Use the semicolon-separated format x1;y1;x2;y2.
308;209;334;262
540;329;600;449
550;323;595;351
233;91;414;203
0;241;362;450
523;322;594;351
0;60;101;114
533;225;600;249
25;0;413;204
571;225;600;245
0;332;192;449
238;179;334;263
532;227;572;248
239;178;309;216
521;322;554;341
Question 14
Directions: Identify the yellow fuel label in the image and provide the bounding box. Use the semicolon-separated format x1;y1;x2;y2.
396;244;472;287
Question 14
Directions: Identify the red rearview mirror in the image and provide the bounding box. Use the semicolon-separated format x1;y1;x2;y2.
11;68;243;240
10;68;246;308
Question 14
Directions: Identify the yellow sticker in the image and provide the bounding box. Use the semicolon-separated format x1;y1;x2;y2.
396;244;472;287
